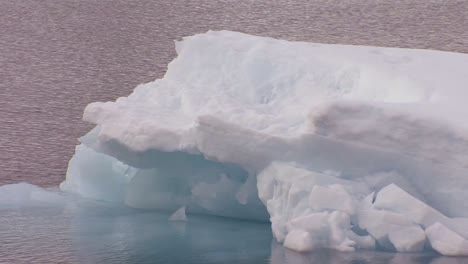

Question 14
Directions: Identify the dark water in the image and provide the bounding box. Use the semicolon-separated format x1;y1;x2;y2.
0;196;465;264
1;0;468;263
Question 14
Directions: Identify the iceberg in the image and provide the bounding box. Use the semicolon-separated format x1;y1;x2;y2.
61;31;468;255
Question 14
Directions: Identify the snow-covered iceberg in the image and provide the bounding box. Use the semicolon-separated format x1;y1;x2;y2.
61;31;468;255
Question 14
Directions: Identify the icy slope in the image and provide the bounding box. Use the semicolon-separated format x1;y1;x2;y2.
61;31;468;255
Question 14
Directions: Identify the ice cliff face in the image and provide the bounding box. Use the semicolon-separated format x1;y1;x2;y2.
61;31;468;255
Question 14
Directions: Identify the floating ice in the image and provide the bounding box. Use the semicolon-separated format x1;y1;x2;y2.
61;31;468;255
426;223;468;256
169;206;188;221
0;182;65;206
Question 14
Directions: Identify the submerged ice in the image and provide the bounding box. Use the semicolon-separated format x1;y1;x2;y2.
61;31;468;256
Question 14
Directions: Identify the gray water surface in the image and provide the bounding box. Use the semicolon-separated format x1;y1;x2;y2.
0;197;465;264
1;0;467;186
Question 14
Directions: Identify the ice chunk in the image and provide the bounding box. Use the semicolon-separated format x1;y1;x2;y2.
346;231;375;250
287;213;331;234
257;163;372;252
308;185;356;215
358;198;418;250
388;226;426;252
61;31;468;256
283;229;315;252
426;223;468;256
371;184;468;239
373;183;447;228
359;184;468;254
0;183;65;206
169;206;187;222
283;211;356;252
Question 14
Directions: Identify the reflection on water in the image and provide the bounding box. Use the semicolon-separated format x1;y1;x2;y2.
0;196;466;264
0;199;272;264
271;245;468;264
72;206;272;264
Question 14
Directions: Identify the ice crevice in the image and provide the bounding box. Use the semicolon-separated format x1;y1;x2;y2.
61;31;468;256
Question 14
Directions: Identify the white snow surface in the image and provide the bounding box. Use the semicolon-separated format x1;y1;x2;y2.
61;31;468;255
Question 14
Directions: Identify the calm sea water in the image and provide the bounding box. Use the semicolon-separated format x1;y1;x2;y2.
0;193;464;264
1;0;468;263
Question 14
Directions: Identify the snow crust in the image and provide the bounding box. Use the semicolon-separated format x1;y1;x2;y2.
61;31;468;255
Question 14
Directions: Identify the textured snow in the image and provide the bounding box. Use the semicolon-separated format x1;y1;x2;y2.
61;31;468;255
